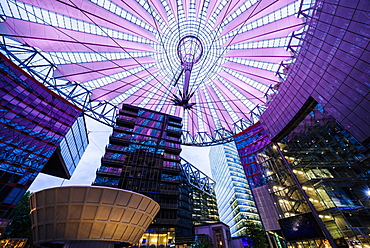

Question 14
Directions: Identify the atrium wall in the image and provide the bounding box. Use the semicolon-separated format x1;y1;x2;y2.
0;53;83;218
260;0;369;143
235;108;370;247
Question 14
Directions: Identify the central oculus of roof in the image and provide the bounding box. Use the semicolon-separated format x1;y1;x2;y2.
173;36;203;110
0;0;306;145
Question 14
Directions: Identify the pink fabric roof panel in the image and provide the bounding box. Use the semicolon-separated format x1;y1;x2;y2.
223;47;292;63
54;57;157;82
91;68;160;101
0;18;157;53
206;0;222;23
148;0;169;26
220;0;297;37
205;85;234;130
223;15;303;46
168;0;178;22
122;77;166;105
220;62;279;85
187;108;199;136
197;88;216;135
109;0;159;31
217;71;265;104
211;80;252;121
182;0;191;20
214;0;245;29
17;0;157;42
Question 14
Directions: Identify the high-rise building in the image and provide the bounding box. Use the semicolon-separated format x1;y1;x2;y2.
93;104;220;247
180;158;219;227
42;115;89;179
0;53;86;218
93;104;185;245
209;142;261;238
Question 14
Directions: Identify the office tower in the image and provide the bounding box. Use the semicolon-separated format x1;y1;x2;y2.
209;142;261;238
0;53;85;218
180;158;219;226
42;115;89;179
93;104;185;245
94;104;220;247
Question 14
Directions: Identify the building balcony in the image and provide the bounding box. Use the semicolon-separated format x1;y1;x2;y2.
159;189;180;195
116;116;136;124
96;167;122;176
109;135;131;144
159;203;179;209
154;218;178;225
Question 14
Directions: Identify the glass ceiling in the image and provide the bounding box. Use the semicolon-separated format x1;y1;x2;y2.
0;0;312;146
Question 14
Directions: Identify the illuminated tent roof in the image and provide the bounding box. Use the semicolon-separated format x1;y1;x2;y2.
0;0;310;145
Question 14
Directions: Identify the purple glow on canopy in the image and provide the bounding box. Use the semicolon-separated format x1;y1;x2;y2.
91;68;160;101
197;88;216;135
148;0;169;27
143;83;172;111
54;57;157;82
211;80;252;121
220;62;279;85
188;108;199;136
1;18;157;53
223;15;303;46
223;47;292;63
123;77;166;105
195;0;205;20
205;85;234;130
17;0;158;42
214;0;245;29
1;0;307;145
206;0;222;23
168;0;178;22
217;72;265;105
110;0;159;31
183;0;191;20
220;0;297;37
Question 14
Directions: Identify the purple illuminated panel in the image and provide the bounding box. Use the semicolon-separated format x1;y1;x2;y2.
205;85;234;130
217;71;266;104
1;18;157;53
221;62;280;86
219;0;297;37
17;0;158;42
234;122;271;189
260;1;370;143
110;0;160;31
0;53;82;217
54;57;157;83
213;0;246;28
211;80;252;121
223;15;303;46
223;47;293;63
148;0;169;26
91;68;160;101
197;88;216;135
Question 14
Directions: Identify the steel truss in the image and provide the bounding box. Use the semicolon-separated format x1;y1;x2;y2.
0;0;314;146
180;157;215;196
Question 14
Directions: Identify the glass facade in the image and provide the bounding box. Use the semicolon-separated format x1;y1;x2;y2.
94;104;220;247
41;115;89;179
235;104;370;247
0;53;82;217
93;104;186;246
209;142;261;238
